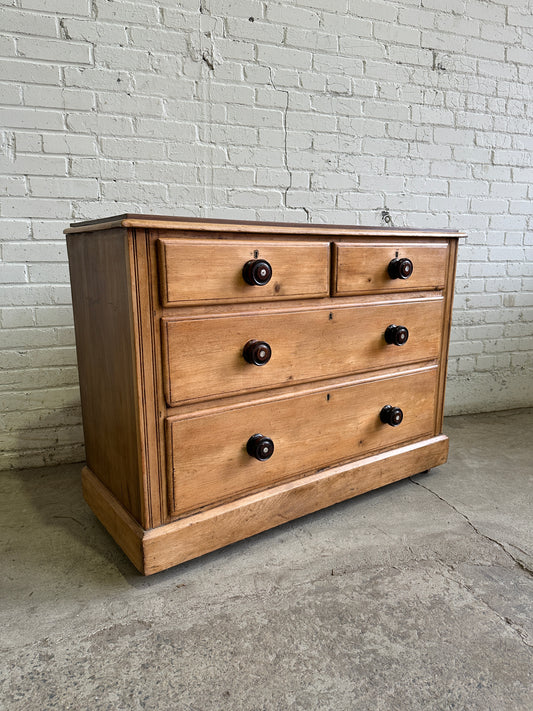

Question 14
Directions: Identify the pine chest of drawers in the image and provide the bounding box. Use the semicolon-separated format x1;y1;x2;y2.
66;215;463;575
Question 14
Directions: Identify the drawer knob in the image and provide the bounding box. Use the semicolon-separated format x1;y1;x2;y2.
243;339;272;366
388;257;413;280
242;259;272;286
246;434;274;461
380;405;404;427
385;324;409;346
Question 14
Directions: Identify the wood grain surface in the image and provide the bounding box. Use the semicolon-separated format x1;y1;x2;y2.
333;240;449;295
166;366;439;517
162;296;444;405
157;237;330;305
144;435;449;574
67;228;144;522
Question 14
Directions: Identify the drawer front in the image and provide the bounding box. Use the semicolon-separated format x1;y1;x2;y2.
162;297;444;406
166;367;438;516
334;241;449;295
158;237;329;306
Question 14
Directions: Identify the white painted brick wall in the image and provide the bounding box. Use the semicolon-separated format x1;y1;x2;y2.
1;0;532;470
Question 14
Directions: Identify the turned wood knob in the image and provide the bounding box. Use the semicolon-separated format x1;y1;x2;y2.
246;434;274;460
242;259;272;286
243;339;272;366
385;324;409;346
380;405;404;427
388;257;413;280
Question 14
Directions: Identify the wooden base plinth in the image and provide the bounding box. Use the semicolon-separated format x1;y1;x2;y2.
82;435;449;575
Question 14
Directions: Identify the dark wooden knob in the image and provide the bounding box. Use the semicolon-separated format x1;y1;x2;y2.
242;259;272;286
385;324;409;346
243;339;272;366
246;434;274;461
380;405;403;427
388;257;413;280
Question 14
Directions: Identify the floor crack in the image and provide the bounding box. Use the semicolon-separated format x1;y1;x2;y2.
409;477;533;578
409;476;533;650
442;562;533;650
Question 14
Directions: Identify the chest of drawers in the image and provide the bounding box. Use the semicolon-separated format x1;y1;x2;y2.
66;215;463;575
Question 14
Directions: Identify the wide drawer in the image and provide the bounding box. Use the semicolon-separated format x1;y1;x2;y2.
157;237;329;306
161;296;444;406
166;366;438;516
333;241;449;295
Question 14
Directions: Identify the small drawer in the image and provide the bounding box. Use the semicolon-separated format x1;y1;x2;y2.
157;237;329;306
333;241;449;295
161;296;444;406
166;366;438;517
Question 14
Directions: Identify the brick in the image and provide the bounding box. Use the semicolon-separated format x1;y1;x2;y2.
339;36;386;59
348;0;398;21
28;263;70;283
228;189;282;208
0;81;21;105
449;180;489;196
255;168;291;188
265;5;320;29
29;177;99;199
94;45;152;71
257;44;312;70
296;0;347;12
1;198;71;218
60;18;128;45
0;59;60;85
18;37;91;64
202;0;264;19
1;307;35;328
435;14;481;38
364;60;410;83
0;35;16;56
23;86;94;111
287;27;338;53
493;150;532;167
398;7;437;29
508;8;533;28
421;30;465;52
70;157;134;180
22;0;90;12
228;105;284;129
0;108;64;130
470;198;509;214
42;133;97;155
97;0;159;25
478;59;518;81
0;7;57;37
0;176;27;196
320;13;371;37
100;137;167;160
364;100;410;121
373;21;421;46
434;127;475;145
467;38;505;61
135;118;198;141
0;264;28;283
490;183;528;199
227;18;284;45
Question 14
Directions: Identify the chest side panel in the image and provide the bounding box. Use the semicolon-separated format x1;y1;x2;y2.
67;228;144;523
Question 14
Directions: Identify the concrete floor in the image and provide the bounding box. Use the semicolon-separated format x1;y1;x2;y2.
1;409;532;710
